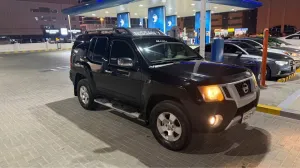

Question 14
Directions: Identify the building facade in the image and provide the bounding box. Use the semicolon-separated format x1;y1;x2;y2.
0;0;80;36
257;0;300;36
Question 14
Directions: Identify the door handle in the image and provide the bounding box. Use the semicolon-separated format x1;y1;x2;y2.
105;70;112;74
117;69;130;77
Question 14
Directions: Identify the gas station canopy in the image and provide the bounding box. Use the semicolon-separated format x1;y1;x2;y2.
62;0;262;18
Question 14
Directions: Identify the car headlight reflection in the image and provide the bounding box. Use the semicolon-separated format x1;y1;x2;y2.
275;61;289;66
198;85;224;102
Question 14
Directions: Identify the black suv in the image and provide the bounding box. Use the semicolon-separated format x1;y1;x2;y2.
69;28;260;151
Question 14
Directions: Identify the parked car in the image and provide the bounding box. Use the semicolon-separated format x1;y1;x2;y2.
194;41;296;79
231;38;300;68
70;28;260;151
278;34;300;46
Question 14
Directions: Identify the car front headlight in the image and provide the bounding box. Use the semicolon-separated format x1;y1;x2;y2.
275;61;289;66
291;53;299;57
283;51;291;56
198;85;224;102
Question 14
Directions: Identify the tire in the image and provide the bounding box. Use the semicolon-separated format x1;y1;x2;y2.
259;66;271;80
77;79;96;110
266;66;272;80
150;100;192;151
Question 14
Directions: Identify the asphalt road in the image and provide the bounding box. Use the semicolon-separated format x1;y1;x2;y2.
1;51;300;167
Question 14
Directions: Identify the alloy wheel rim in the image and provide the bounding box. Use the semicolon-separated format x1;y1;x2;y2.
80;86;89;105
157;112;182;142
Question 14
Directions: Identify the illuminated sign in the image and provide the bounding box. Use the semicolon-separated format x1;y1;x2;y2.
68;29;81;34
194;10;211;44
61;28;68;35
117;12;131;28
165;15;177;32
228;28;235;32
45;29;59;34
148;6;165;33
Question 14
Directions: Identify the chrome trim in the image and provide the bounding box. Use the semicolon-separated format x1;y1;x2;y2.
219;76;258;108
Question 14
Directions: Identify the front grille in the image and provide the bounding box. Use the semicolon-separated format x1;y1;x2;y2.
222;86;232;98
234;80;252;97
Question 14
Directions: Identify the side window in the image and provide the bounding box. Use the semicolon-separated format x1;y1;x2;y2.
286;35;300;39
93;38;108;62
244;40;261;48
110;41;135;65
224;44;240;54
205;44;211;52
88;38;97;58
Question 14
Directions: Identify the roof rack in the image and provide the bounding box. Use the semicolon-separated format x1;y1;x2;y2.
84;27;133;35
84;27;166;36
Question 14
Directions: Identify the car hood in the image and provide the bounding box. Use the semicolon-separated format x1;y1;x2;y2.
267;52;294;61
149;60;252;86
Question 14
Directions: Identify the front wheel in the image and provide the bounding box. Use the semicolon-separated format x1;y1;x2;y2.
77;79;96;110
150;100;192;151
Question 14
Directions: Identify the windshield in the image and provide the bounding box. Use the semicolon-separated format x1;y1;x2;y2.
134;38;201;64
269;37;291;46
235;42;262;55
253;38;291;47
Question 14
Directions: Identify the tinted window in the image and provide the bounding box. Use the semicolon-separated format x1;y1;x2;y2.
286;35;300;39
224;44;240;53
110;41;135;65
234;42;262;55
242;40;261;48
134;38;200;63
88;38;97;58
93;38;108;62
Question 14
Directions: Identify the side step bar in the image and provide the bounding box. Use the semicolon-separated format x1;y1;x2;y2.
94;98;141;119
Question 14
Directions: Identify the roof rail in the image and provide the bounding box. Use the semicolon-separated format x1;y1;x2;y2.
84;27;133;35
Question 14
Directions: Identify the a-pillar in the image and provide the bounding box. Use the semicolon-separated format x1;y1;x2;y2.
117;12;131;28
194;10;211;45
148;6;166;33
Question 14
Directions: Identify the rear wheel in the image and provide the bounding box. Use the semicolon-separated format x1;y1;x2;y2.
77;79;96;110
150;100;192;151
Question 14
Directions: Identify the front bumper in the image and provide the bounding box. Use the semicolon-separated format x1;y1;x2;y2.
182;77;260;133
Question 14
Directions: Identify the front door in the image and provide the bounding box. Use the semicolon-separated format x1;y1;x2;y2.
103;40;143;106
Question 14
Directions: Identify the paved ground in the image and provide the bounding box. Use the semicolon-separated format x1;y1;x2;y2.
1;51;300;167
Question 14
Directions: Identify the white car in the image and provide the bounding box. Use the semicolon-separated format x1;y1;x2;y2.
278;34;300;46
230;38;290;55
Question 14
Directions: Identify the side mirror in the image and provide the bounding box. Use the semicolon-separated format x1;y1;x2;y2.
235;51;243;58
118;58;134;67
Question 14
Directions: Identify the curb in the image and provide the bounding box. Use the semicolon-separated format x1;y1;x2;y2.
0;48;71;55
257;104;300;120
277;73;297;82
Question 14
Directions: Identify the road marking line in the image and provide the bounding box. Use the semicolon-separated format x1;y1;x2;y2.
278;89;300;109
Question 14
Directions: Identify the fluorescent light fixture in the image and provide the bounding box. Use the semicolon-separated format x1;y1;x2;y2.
134;13;137;15
193;10;196;12
139;4;143;7
92;14;96;16
231;8;235;11
105;11;109;13
214;6;218;9
191;3;195;6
